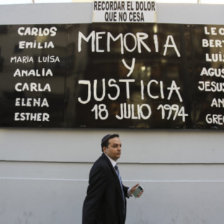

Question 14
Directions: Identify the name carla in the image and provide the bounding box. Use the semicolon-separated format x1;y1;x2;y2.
15;83;51;92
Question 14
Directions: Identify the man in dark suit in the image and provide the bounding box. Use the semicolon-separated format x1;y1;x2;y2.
82;134;143;224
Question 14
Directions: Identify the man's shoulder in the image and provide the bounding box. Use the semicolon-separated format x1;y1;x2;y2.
90;153;112;173
94;153;109;167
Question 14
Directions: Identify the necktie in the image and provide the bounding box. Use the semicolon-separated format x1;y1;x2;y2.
114;165;125;201
114;165;126;220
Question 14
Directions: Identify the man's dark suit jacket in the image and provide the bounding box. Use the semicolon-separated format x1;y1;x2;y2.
82;153;129;224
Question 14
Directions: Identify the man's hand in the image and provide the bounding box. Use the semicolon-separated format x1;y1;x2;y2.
129;184;143;198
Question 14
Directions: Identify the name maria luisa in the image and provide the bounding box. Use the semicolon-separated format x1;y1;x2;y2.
10;55;60;63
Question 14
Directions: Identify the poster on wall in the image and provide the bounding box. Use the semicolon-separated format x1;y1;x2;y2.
0;23;223;129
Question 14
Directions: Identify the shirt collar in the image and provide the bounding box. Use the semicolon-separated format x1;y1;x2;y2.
104;153;117;167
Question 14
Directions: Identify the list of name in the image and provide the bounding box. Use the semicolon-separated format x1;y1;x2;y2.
199;26;224;126
2;23;224;129
10;26;60;123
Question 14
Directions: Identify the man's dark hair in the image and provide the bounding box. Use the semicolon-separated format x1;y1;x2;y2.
101;134;119;151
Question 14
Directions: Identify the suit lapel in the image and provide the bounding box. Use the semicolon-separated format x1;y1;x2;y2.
102;153;125;200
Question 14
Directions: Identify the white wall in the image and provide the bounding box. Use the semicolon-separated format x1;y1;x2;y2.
1;3;224;224
1;129;224;224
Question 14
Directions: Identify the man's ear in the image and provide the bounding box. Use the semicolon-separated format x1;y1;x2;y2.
102;146;106;153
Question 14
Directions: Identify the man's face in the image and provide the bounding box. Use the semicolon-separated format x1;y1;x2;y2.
103;137;122;161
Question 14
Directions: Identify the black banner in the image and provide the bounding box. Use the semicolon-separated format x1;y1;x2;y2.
0;23;224;129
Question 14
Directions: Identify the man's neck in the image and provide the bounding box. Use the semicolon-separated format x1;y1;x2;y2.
104;153;117;167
